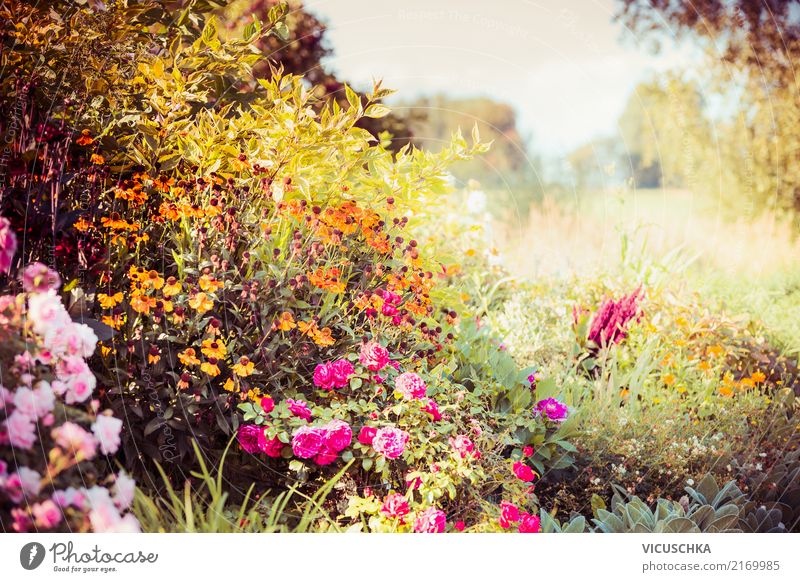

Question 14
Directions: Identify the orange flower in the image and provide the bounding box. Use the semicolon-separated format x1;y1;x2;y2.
97;292;123;309
201;339;227;359
232;357;256;377
199;274;223;293
90;153;105;165
276;311;297;331
312;326;335;347
75;129;94;146
178;348;201;367
308;267;346;294
154;175;174;192
297;320;317;336
163;277;181;297
662;373;676;386
751;370;766;384
130;294;156;315
223;378;236;392
189;292;214;314
143;270;164;290
201;358;221;377
148;346;161;365
101;313;126;330
73;217;92;232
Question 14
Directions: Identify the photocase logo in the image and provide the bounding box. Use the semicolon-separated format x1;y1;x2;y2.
20;542;46;570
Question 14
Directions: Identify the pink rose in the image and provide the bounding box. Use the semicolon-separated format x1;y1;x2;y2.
518;512;541;533
22;262;61;293
260;396;275;414
114;472;136;510
449;434;477;459
380;493;410;520
32;500;63;529
286;398;312;421
313;363;335;390
413;507;446;533
323;419;352;452
313;445;338;466
92;413;123;455
53;421;97;460
499;501;520;529
523;446;534;457
291;425;325;459
27;290;71;337
257;430;284;458
4;410;37;449
372;426;409;459
330;359;355;387
237;424;262;454
394;372;427;400
0;216;17;275
422;398;442;421
513;461;536;482
359;341;389;371
358;426;377;445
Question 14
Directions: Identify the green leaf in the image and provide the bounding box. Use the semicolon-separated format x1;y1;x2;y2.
364;104;391;118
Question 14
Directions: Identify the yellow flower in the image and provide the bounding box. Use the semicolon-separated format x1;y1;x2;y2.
276;311;297;331
90;153;105;165
751;370;766;384
201;358;221;377
662;373;675;386
144;270;164;290
312;327;335;347
163;277;182;297
706;345;725;358
201;339;227;359
719;385;734;397
97;292;123;309
199;274;223;293
178;348;201;367
101;313;126;330
148;346;161;364
223;378;236;392
130;294;156;315
189;292;214;314
232;356;256;377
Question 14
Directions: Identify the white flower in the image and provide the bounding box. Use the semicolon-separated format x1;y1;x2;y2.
92;414;123;455
27;291;70;337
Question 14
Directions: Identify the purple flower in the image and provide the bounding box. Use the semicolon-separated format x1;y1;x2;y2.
534;397;569;422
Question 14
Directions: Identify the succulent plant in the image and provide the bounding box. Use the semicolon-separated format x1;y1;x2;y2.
739;448;800;532
539;510;588;533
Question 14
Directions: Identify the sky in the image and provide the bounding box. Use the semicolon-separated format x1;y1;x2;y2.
307;0;697;157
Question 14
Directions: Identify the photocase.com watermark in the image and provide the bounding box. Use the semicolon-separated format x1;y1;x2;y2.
18;541;158;574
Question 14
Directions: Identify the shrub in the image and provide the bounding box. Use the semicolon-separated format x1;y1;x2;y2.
0;225;138;532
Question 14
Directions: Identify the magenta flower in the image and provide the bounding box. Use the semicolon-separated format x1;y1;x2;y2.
358;426;377;445
513;461;536;482
534;397;569;422
323;419;352;452
585;287;643;349
313;360;354;391
372;426;409;459
291;426;325;459
395;372;427;400
237;424;262;454
449;434;476;459
380;493;410;520
257;428;284;458
21;262;61;293
518;512;541;533
413;507;446;533
359;341;389;371
0;216;17;275
422;398;442;421
499;501;520;529
286;398;312;421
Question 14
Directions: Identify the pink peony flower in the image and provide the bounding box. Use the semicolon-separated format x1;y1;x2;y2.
330;359;355;386
395;372;427;400
534;397;569;422
380;493;410;520
449;434;477;459
323;419;352;452
0;216;17;274
513;461;536;482
291;425;325;459
372;426;409;459
286;398;312;421
92;413;123;455
357;426;377;445
237;424;262;454
260;396;275;414
22;262;61;293
499;501;520;529
518;512;541;533
257;430;284;458
114;472;136;510
359;341;389;371
413;507;446;533
422;398;442;421
53;422;97;460
4;410;37;449
32;500;63;529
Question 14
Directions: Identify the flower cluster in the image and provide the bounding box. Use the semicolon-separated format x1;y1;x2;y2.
582;287;643;350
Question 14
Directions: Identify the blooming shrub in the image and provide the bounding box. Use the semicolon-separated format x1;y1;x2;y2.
0;224;138;532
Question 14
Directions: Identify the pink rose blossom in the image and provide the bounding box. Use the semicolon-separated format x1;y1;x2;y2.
395;372;427;400
413;507;446;533
12;508;31;532
27;290;71;336
52;421;97;460
422;398;442;421
359;341;389;371
518;512;541;533
0;216;17;274
313;359;354;391
323;419;352;452
114;472;136;509
4;410;37;449
260;396;275;414
257;430;284;458
22;262;61;293
499;501;520;529
291;425;325;459
237;424;262;454
449;434;477;459
372;426;409;459
513;461;536;482
313;445;338;465
357;426;377;445
286;398;312;421
380;493;410;520
32;500;63;529
523;446;534;457
92;414;123;455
